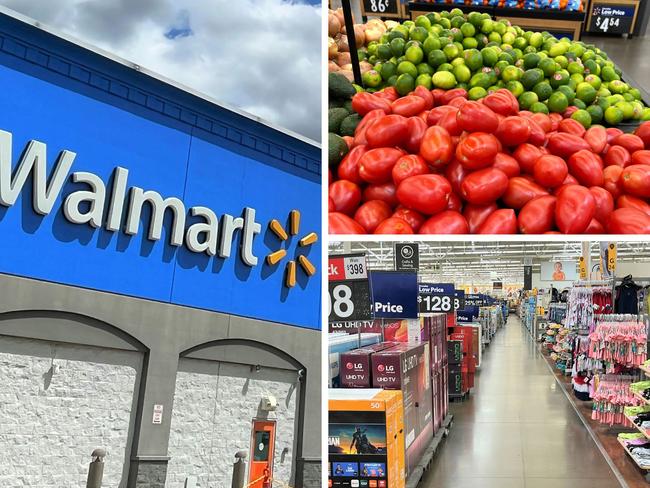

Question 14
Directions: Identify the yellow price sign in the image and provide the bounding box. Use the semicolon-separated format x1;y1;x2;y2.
608;243;617;271
579;256;587;280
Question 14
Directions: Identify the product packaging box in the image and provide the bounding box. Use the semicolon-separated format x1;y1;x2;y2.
340;342;397;388
448;363;463;396
447;340;463;364
371;343;433;480
329;389;406;488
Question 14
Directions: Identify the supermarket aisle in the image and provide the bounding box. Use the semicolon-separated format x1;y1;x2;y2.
421;315;621;488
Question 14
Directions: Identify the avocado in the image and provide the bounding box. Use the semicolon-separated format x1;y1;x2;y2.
329;72;356;99
329;133;349;166
329;108;350;134
340;114;363;137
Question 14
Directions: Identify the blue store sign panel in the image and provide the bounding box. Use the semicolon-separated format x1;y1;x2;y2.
370;271;418;319
589;3;636;33
0;21;321;329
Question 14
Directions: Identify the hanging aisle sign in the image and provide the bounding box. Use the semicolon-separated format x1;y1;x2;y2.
369;270;418;319
524;265;532;290
418;283;456;313
328;254;371;322
395;243;419;271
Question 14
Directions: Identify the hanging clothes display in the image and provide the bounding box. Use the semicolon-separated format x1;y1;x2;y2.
565;286;594;332
591;376;642;426
616;275;641;314
588;318;647;370
592;287;613;314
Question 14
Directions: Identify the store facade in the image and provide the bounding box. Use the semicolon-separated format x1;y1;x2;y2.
0;8;321;488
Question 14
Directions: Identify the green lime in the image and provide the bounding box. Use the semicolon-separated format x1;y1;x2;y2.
397;61;418;78
506;80;525;98
513;36;528;51
405;45;424;65
451;57;465;67
432;70;457;89
460;22;476;38
468;12;483;27
454;64;472;84
523;53;541;70
469;72;491;89
548;92;569;113
556;85;576;104
521;69;543;90
410;26;429;44
428;49;447;68
616;101;635;119
417;62;435;75
423;36;441;56
481;19;495;34
414;15;431;30
604;106;624;125
481;47;498;67
438;63;454;72
377;44;392;61
380;62;397;81
443;43;461;60
416;73;433;89
549;42;570;57
576;82;597;104
609;80;628;94
571;109;591;128
462;37;478;50
554;55;569;69
567;61;584;75
518;91;539;110
464;49;483;71
502;32;516;45
538;58;557;77
584;74;601;90
362;70;382;88
390;38;406;57
529;32;543;48
642;108;650;121
629;88;642;100
586;104;603;124
531;102;549;114
583;59;599;76
532;82;553;101
550;71;570;89
501;65;522;83
601;66;619;82
468;86;488;100
573;98;587;110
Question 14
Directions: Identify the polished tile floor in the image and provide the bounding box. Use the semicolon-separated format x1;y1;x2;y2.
420;316;622;488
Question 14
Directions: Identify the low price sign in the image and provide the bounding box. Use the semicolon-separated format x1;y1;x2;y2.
590;4;635;33
418;283;458;313
370;271;418;319
328;254;372;322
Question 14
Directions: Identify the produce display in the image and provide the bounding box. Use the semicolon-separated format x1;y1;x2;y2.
422;0;584;11
357;10;649;123
328;8;395;81
328;10;650;235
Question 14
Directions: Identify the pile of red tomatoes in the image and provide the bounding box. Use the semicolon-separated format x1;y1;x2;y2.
328;86;650;234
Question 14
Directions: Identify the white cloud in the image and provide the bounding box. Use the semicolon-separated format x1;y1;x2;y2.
0;0;322;141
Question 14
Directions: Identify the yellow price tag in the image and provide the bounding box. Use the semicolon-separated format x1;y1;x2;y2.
579;257;587;280
608;243;617;271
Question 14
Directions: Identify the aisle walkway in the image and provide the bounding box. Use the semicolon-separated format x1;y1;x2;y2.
421;316;622;488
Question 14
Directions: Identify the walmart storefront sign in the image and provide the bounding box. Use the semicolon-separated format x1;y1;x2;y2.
0;130;262;266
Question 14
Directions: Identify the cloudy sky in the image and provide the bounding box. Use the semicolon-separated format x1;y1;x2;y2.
0;0;322;141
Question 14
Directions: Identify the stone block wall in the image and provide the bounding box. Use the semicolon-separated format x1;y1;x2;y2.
165;359;298;488
0;336;139;488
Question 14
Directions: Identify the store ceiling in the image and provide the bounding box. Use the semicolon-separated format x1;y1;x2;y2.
328;241;650;284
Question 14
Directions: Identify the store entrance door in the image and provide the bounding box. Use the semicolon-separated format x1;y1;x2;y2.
248;419;276;488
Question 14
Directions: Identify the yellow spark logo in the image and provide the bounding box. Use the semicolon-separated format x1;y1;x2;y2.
266;210;318;288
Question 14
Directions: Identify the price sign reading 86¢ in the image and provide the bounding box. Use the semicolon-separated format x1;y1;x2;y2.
363;0;398;15
328;280;372;322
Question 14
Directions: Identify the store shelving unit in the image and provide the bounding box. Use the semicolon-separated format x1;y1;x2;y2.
618;437;650;475
623;412;650;441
